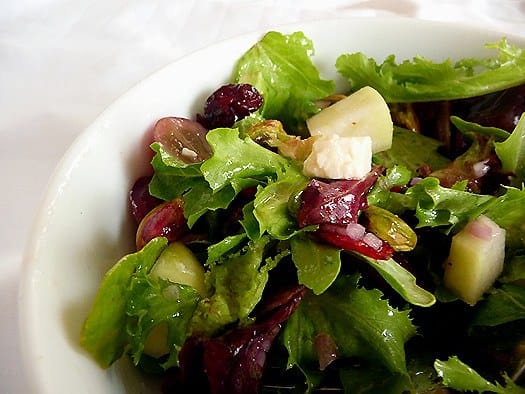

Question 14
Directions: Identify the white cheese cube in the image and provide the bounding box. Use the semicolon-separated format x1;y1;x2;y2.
302;134;372;179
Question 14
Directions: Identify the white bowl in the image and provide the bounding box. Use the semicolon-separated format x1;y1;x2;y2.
19;16;525;394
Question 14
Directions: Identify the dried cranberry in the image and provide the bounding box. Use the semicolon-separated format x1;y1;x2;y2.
197;83;263;129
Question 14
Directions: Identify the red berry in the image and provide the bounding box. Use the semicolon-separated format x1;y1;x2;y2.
197;84;263;129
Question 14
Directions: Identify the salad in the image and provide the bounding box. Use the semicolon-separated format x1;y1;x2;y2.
80;31;525;393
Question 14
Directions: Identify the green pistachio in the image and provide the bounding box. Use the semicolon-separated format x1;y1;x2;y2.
364;205;417;252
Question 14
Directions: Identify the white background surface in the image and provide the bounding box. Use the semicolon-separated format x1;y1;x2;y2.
1;1;524;392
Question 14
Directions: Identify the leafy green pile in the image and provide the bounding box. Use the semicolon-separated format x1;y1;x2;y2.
81;31;525;393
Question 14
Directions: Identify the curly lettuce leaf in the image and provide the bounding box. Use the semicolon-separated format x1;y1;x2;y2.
495;113;525;185
201;128;293;191
406;177;494;229
126;277;200;369
282;275;416;391
484;186;525;249
206;233;248;266
149;142;204;201
367;165;413;213
233;31;335;133
336;38;525;102
434;356;525;393
191;236;278;336
80;238;168;368
151;128;303;228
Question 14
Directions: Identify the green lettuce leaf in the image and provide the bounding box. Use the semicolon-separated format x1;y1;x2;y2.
282;275;416;391
405;177;493;230
190;236;277;336
367;165;414;213
126;277;200;369
484;186;525;249
80;238;168;368
339;365;412;394
450;115;510;141
149;142;204;201
471;284;525;327
495;113;525;185
501;254;525;283
206;233;247;266
336;38;525;102
358;255;436;307
373;127;451;174
290;235;341;295
201;128;292;192
434;356;525;393
252;175;308;240
233;31;335;133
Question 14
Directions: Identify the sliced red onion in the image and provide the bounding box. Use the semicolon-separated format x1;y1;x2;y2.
345;223;366;240
409;177;423;186
363;232;384;250
472;159;491;178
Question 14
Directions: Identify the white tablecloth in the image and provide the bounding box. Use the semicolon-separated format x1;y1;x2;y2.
2;1;524;392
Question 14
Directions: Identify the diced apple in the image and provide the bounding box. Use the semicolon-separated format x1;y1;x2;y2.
143;242;206;358
143;323;170;359
150;241;206;296
306;86;393;153
443;215;506;305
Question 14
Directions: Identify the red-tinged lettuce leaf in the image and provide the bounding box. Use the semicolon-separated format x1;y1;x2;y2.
168;285;307;394
296;170;394;260
317;223;394;260
297;174;379;227
282;275;416;391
